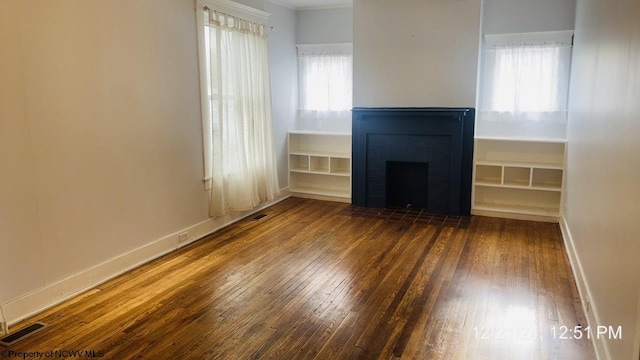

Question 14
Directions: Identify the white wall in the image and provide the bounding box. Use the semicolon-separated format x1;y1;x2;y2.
265;1;298;186
0;0;44;303
353;0;482;108
0;0;208;302
483;0;576;35
0;0;295;323
296;7;353;44
564;0;640;358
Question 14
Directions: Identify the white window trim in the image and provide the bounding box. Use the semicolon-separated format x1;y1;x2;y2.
195;0;270;24
485;30;574;47
296;43;353;56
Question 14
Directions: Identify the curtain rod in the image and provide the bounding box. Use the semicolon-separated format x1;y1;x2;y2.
203;6;274;30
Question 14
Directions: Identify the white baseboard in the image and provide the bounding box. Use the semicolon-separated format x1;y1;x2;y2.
289;192;351;204
559;214;610;360
471;208;559;223
4;189;290;326
635;296;640;360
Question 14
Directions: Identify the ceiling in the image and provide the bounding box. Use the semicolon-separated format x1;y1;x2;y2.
272;0;352;10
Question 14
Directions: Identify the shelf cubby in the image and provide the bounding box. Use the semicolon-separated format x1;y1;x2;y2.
503;166;531;187
310;156;329;173
475;165;502;185
288;132;351;158
532;168;563;190
330;157;351;176
474;186;561;217
289;154;309;172
475;138;565;168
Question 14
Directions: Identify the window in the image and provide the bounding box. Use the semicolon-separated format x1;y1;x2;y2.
480;31;573;123
196;2;280;217
297;44;353;121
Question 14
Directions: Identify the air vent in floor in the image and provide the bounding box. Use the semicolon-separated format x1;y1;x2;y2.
0;322;48;347
252;214;268;220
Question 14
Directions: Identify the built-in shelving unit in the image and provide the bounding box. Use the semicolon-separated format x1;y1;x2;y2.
288;131;352;203
472;137;566;221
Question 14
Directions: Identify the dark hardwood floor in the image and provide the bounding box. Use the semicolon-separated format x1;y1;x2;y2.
5;198;594;359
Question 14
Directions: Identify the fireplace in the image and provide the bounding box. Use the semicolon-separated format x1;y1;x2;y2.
352;108;474;216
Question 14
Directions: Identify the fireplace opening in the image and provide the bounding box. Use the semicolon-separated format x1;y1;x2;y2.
386;161;429;209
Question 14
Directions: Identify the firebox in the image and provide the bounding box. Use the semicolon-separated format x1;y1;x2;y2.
386;161;429;209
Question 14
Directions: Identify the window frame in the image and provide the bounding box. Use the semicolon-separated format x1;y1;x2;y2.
480;30;574;119
195;0;271;191
296;43;353;113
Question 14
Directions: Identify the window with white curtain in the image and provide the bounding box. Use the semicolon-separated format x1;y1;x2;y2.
297;44;353;122
197;2;280;217
480;31;573;124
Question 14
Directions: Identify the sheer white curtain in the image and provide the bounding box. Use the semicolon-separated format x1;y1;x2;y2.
298;50;352;124
480;33;572;124
202;10;279;217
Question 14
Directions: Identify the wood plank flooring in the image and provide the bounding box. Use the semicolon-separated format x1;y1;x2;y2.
4;198;594;359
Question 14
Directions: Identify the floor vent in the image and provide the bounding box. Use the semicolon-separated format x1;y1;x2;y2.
0;322;48;347
252;214;268;220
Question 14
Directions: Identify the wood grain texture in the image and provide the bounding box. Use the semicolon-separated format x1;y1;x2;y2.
4;198;594;359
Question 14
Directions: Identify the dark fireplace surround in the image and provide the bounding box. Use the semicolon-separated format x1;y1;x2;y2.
352;108;474;216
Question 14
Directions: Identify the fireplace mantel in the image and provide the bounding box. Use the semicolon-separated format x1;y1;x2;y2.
352;107;474;216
